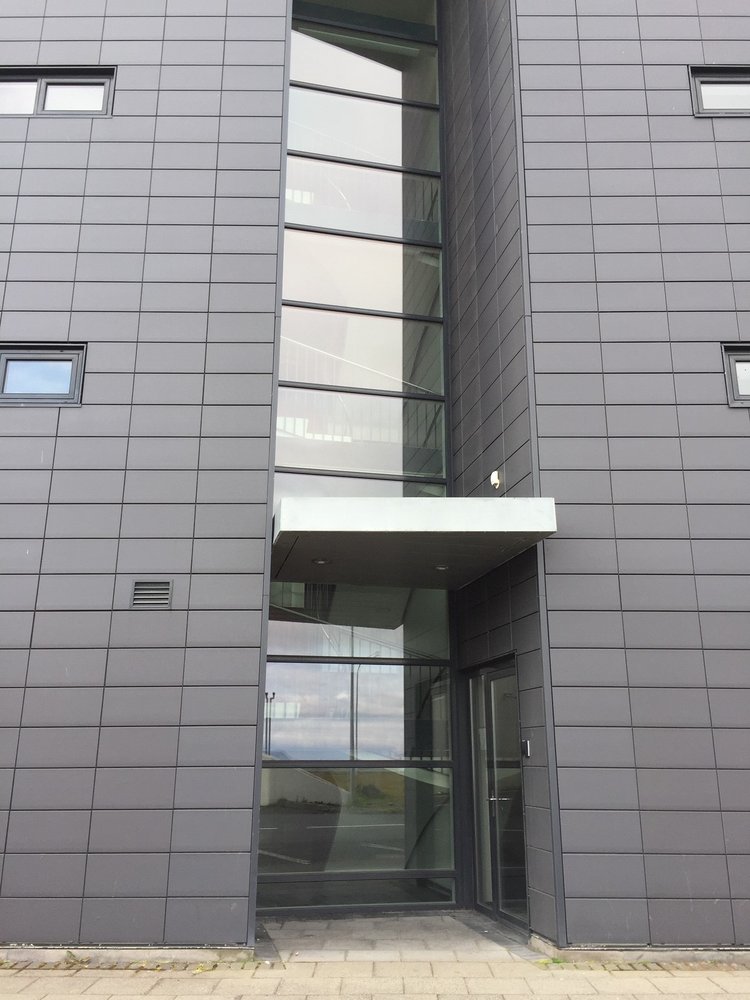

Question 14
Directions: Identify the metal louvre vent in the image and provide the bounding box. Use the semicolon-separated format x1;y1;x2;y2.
132;580;172;609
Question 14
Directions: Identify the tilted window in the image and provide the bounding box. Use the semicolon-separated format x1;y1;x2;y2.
0;344;86;405
723;346;750;407
691;67;750;116
0;70;113;116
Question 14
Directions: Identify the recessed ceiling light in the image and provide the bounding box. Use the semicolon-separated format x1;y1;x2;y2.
434;564;449;571
311;557;330;566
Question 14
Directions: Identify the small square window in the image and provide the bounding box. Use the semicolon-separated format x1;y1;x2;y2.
723;346;750;407
42;81;107;113
4;359;74;394
691;67;750;116
0;345;85;405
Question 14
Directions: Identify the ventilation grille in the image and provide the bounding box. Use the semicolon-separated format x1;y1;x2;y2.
132;580;172;609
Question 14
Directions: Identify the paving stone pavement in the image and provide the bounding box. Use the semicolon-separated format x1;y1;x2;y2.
3;913;750;1000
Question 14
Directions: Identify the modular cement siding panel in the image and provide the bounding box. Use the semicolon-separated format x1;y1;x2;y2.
442;0;560;943
517;0;750;945
0;0;288;945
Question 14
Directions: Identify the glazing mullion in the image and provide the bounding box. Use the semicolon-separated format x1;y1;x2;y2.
278;381;444;404
289;78;439;112
281;299;441;325
286;150;440;179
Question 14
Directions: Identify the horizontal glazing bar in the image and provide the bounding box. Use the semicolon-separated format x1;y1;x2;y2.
263;760;453;769
289;77;438;112
284;222;441;251
282;299;441;325
275;467;446;485
258;871;455;882
274;470;446;502
267;656;451;665
279;380;444;403
285;148;440;178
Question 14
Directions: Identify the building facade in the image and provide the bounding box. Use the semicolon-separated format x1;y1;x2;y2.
1;0;750;950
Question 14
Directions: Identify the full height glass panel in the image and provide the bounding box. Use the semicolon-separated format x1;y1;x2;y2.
263;662;450;760
283;229;442;318
265;0;449;909
259;768;452;873
279;307;444;395
285;157;441;242
2;360;73;395
292;24;438;103
276;387;445;478
288;88;439;171
268;582;450;660
293;0;437;43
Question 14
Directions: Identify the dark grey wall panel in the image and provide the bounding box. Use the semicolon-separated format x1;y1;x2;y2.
442;0;560;943
0;0;289;945
517;0;750;946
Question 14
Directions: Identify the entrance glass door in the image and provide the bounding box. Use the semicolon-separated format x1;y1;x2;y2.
470;664;528;925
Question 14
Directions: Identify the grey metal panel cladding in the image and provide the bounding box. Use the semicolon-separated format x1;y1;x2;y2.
442;0;558;942
0;1;288;946
517;0;750;946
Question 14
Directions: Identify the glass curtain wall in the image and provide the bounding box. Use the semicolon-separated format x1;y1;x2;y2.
261;0;453;910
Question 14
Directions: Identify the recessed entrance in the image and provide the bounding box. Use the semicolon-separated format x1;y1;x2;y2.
470;660;528;927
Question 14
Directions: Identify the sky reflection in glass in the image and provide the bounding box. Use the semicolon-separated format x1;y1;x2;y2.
0;81;37;115
3;359;73;395
264;662;449;760
736;360;750;396
700;82;750;111
43;83;105;112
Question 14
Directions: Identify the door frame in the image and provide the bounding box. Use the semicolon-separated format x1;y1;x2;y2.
469;654;529;930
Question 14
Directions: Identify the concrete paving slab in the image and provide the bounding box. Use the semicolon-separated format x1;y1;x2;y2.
4;911;750;1000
